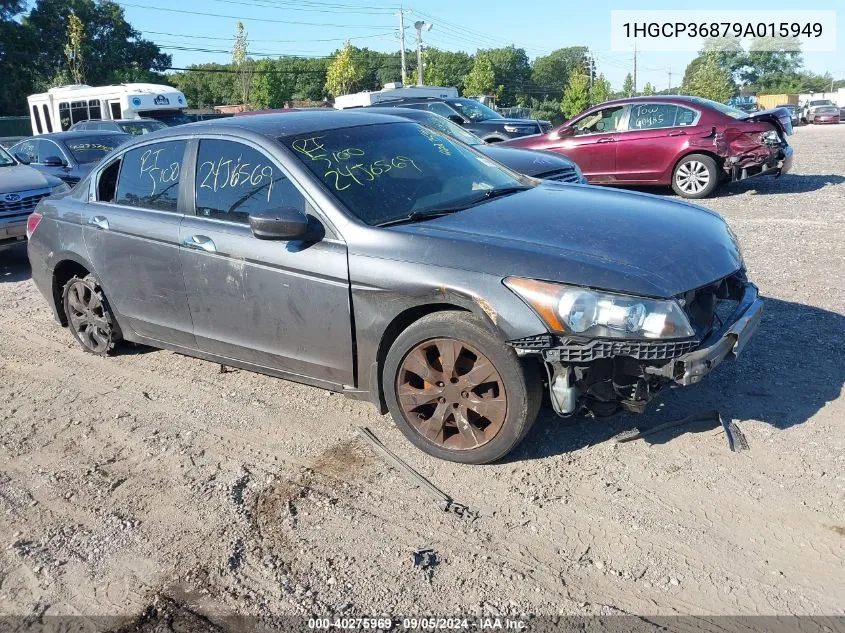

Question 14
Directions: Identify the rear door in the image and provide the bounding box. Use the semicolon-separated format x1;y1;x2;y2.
82;139;197;348
179;137;353;388
614;102;701;182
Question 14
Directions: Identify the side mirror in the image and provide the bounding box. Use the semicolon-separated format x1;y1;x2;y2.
43;156;67;167
447;114;465;125
550;125;573;140
249;206;310;240
14;153;31;164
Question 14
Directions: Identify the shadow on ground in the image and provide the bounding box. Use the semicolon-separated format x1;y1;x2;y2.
621;173;845;199
514;297;845;461
0;243;30;283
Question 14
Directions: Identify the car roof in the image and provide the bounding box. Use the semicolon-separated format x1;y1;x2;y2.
36;130;130;140
129;110;407;141
595;95;710;107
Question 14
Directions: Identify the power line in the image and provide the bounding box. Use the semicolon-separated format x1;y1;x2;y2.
141;29;395;43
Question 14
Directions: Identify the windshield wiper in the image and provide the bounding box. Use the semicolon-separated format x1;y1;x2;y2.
375;186;531;228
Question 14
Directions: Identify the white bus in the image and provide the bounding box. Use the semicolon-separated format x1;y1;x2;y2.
26;83;189;136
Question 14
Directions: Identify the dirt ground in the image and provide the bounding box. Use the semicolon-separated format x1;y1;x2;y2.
1;124;843;627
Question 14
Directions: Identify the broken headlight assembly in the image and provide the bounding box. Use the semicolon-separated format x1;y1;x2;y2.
505;278;695;340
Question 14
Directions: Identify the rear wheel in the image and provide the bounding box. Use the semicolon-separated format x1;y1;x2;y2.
384;312;542;464
63;274;120;355
672;154;719;199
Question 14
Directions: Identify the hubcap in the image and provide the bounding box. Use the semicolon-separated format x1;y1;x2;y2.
66;281;111;353
396;338;507;451
676;160;710;194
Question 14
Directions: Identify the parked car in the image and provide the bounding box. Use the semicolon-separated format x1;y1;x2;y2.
360;107;586;183
500;96;794;199
840;105;845;122
357;96;551;143
0;145;68;251
71;118;167;136
776;104;800;127
803;100;840;124
10;131;130;186
27;112;763;463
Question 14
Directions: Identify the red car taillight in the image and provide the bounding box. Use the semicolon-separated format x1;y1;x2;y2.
26;211;43;239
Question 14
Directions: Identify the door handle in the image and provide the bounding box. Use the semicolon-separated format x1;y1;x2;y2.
668;130;687;137
596;137;615;143
88;215;109;230
183;235;217;253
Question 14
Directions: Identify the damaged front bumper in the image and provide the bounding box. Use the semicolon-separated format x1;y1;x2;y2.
644;283;763;387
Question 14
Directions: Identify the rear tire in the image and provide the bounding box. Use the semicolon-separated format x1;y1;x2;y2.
62;274;121;355
671;154;719;199
383;311;542;464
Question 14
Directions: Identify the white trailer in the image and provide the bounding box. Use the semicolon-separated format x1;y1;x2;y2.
26;83;188;136
333;82;458;110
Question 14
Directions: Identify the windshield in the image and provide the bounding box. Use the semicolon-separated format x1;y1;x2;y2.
138;110;194;126
66;135;128;163
690;97;747;119
0;146;15;166
448;99;502;122
283;122;526;226
119;120;167;135
409;111;482;146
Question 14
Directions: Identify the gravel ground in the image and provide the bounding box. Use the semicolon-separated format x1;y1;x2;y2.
0;124;843;627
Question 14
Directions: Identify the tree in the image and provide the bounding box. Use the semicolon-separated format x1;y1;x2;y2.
561;69;589;118
423;49;473;93
169;63;237;108
622;73;634;97
463;55;497;99
64;13;85;84
231;22;253;107
591;73;611;105
325;40;364;97
250;59;290;110
531;46;589;100
641;81;655;96
470;46;531;107
682;51;733;103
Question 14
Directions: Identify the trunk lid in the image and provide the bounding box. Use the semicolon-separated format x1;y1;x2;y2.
741;107;794;136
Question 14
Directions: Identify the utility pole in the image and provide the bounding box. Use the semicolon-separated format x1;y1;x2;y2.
668;67;672;93
588;55;594;101
397;7;407;84
632;40;637;95
414;20;431;86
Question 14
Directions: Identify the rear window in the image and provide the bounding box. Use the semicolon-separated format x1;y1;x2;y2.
119;121;167;136
115;140;187;212
66;135;128;163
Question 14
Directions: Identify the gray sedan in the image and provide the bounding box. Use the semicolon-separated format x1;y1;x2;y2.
27;112;762;463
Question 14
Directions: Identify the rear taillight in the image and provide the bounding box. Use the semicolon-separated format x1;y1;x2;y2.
26;212;43;239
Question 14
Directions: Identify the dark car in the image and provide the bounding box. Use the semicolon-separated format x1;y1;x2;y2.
776;104;800;127
501;96;794;199
27;112;762;464
71;118;167;136
360;107;586;183
10;131;130;186
358;96;551;143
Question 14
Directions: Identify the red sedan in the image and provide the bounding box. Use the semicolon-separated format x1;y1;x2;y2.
501;96;794;199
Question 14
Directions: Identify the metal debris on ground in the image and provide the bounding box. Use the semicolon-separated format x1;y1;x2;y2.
357;427;480;522
412;547;439;581
616;409;749;452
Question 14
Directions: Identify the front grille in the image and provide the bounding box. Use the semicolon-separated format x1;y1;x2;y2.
509;334;697;362
0;190;49;219
538;167;580;183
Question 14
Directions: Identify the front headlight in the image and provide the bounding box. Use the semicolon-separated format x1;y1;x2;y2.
503;124;535;134
50;182;70;195
505;278;695;340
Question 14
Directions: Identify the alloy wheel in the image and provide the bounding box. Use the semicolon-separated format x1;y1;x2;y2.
65;279;113;354
396;338;508;450
675;160;711;195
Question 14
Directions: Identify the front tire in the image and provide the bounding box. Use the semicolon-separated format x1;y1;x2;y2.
63;274;121;355
672;154;719;199
383;312;542;464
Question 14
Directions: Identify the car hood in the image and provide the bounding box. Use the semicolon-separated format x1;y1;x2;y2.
389;184;743;298
477;117;542;127
477;146;577;176
741;107;793;136
0;164;61;193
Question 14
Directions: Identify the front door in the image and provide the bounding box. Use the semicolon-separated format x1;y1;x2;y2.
561;105;626;181
179;138;353;388
82;139;197;348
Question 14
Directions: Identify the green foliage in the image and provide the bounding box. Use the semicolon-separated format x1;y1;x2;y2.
64;13;85;84
641;82;655;96
561;69;590;118
424;48;473;94
169;63;237;108
682;52;733;103
531;46;589;100
463;55;497;99
591;73;611;105
468;46;531;107
231;22;252;106
621;73;634;97
325;41;365;97
529;98;565;125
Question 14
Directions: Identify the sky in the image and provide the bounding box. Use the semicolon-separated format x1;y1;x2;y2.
116;0;844;92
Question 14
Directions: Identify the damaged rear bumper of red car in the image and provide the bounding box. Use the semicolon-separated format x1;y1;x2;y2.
726;144;793;182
